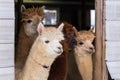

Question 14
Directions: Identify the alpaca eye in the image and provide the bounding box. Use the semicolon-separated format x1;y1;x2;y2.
79;42;84;45
45;40;49;43
27;20;32;23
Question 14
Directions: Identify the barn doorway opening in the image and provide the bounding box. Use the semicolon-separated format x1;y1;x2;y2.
14;0;111;80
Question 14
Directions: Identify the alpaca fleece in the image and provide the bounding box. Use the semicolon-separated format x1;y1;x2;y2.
48;22;77;80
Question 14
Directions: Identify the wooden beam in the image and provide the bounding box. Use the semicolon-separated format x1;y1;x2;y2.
93;0;108;80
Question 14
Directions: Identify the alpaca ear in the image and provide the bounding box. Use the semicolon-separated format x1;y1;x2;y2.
73;27;78;36
21;5;26;13
41;5;46;10
89;26;95;33
57;23;64;31
37;22;44;34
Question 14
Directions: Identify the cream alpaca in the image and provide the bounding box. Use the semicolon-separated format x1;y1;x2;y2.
74;27;95;80
16;23;64;80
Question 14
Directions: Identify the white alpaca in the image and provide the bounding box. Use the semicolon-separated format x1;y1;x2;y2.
74;27;95;80
16;23;64;80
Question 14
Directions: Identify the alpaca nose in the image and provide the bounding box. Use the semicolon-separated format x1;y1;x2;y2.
72;38;77;45
70;37;77;48
89;47;94;51
58;47;62;50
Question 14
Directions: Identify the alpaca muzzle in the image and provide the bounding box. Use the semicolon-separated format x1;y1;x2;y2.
70;36;77;48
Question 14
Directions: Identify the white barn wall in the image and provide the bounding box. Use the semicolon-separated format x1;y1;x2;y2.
0;0;14;80
106;42;120;61
0;0;14;3
0;44;14;67
106;21;120;41
106;0;120;21
106;61;120;79
0;20;14;43
105;0;120;79
0;3;14;19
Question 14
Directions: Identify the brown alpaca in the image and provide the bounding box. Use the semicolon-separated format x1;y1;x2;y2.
48;22;77;80
74;28;95;80
16;22;65;80
15;5;45;69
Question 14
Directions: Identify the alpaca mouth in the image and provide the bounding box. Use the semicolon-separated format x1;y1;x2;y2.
54;50;63;54
86;49;95;54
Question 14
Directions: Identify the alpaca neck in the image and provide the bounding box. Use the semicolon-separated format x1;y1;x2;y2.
74;50;93;80
19;26;37;40
21;52;56;80
21;39;58;80
15;26;37;68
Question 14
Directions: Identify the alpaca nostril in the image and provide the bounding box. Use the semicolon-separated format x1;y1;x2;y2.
71;37;77;44
89;47;93;50
58;47;61;50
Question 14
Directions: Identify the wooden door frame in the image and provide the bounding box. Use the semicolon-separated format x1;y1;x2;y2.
93;0;108;80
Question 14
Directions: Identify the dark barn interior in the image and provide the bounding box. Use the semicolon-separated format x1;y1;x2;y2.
15;0;95;31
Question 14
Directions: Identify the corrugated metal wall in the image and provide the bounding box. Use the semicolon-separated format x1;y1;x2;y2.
0;0;14;80
105;0;120;79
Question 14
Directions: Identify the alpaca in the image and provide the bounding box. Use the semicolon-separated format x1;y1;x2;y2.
48;22;77;80
74;27;95;80
16;22;65;80
15;5;45;69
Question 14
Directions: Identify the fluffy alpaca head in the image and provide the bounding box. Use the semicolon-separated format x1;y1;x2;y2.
62;22;77;49
35;22;65;57
21;5;45;37
74;27;95;56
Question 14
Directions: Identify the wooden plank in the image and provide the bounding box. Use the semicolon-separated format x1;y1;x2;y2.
106;61;120;79
0;20;14;43
0;67;14;80
93;0;108;80
106;41;120;61
0;44;14;67
106;0;120;20
0;3;14;19
106;21;120;41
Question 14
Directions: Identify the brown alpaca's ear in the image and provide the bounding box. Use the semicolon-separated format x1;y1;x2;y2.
21;5;26;13
73;27;78;36
57;23;64;31
37;22;44;34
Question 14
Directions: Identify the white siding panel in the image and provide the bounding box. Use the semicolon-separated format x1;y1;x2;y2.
106;61;120;79
105;0;120;79
0;44;14;67
106;0;120;20
0;3;14;19
0;20;14;43
0;67;14;80
106;21;120;41
0;0;14;3
106;41;120;61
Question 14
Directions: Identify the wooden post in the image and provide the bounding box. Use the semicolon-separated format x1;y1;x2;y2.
93;0;108;80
